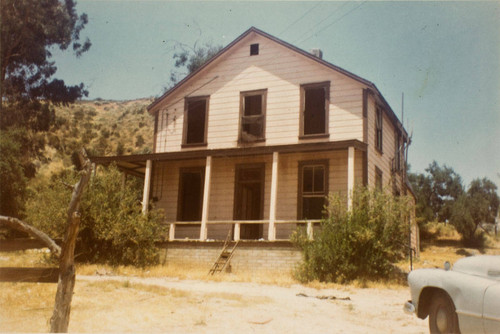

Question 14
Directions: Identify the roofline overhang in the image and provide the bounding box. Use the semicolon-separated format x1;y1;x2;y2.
147;27;407;138
91;139;367;167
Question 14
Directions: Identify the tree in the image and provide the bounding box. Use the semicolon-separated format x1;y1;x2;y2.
293;187;413;283
166;41;223;88
451;178;499;245
1;0;91;115
1;0;91;218
0;130;28;217
409;161;464;224
26;165;166;267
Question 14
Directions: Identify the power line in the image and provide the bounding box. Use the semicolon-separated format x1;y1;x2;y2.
295;1;367;45
278;1;323;36
292;2;350;44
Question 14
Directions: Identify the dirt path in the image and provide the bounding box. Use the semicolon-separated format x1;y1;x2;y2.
74;275;428;333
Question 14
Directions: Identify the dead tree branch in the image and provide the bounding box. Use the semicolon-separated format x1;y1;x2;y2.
50;149;92;333
0;215;61;257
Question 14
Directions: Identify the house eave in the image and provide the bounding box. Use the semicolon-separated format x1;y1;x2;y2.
91;139;367;176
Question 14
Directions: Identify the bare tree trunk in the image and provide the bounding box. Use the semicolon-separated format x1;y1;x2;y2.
0;215;61;257
50;150;92;333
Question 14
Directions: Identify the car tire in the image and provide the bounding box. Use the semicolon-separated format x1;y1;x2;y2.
428;292;459;334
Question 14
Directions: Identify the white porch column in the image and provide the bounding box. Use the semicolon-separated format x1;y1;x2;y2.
200;156;212;241
234;223;241;241
268;152;279;241
169;223;176;240
142;159;152;214
347;147;355;210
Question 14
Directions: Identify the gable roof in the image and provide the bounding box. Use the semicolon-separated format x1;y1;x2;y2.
148;26;407;138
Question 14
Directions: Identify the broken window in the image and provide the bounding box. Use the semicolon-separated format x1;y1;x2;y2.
184;96;209;146
298;161;328;219
375;107;383;152
301;82;330;136
240;90;266;143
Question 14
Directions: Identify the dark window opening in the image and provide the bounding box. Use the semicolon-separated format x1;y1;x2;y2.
177;168;204;221
240;90;266;142
301;82;329;136
299;161;328;220
184;97;208;145
375;107;383;152
250;43;259;56
375;167;383;191
234;164;265;240
394;133;401;172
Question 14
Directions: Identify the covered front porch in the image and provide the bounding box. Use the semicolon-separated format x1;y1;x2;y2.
91;139;367;242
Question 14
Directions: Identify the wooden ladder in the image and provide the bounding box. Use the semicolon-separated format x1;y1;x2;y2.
208;232;239;275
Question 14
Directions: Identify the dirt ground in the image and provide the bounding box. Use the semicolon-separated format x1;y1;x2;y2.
1;274;427;333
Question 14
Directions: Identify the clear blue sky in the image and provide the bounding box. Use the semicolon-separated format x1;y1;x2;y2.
52;0;500;188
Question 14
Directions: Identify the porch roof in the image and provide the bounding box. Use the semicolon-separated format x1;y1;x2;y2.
90;139;366;177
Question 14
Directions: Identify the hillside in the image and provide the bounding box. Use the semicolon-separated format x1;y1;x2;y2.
34;98;154;180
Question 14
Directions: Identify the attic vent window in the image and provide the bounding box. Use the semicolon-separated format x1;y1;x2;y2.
250;43;259;56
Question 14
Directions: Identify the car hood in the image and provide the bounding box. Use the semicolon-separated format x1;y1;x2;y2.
452;255;500;280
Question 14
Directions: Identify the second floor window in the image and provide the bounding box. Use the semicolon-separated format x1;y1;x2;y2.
375;107;383;152
184;96;209;146
301;82;330;137
240;89;266;142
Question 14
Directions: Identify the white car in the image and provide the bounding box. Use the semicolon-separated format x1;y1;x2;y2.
404;255;500;334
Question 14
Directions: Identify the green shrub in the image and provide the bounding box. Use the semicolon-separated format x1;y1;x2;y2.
293;187;413;283
26;165;166;267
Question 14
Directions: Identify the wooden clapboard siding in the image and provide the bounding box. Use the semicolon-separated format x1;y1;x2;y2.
366;93;402;191
153;31;366;153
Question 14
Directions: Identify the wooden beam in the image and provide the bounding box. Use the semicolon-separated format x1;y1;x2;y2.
142;159;152;214
268;152;279;241
0;267;59;283
347;146;355;210
200;156;212;241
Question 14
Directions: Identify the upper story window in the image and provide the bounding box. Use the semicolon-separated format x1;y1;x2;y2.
239;89;267;143
375;107;383;153
394;133;401;172
375;166;383;191
298;160;328;219
183;96;209;146
300;81;330;137
250;43;259;56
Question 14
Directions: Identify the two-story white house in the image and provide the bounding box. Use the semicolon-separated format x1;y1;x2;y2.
92;27;417;262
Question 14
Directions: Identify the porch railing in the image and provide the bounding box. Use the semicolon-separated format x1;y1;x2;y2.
167;220;322;241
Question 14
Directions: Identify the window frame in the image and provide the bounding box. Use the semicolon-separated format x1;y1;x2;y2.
182;96;209;147
239;89;267;143
297;159;329;220
299;81;330;139
375;106;383;153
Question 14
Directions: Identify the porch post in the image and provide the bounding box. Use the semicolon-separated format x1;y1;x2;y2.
200;156;212;241
268;152;279;241
142;159;152;214
347;147;355;210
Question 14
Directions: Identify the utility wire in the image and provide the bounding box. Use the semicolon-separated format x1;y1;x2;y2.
295;1;367;45
292;1;350;44
278;1;323;36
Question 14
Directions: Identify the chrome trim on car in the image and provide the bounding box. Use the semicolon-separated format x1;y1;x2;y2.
404;301;415;315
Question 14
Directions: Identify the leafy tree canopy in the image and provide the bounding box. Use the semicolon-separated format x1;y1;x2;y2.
451;178;499;246
1;0;91;131
409;161;464;223
166;41;223;88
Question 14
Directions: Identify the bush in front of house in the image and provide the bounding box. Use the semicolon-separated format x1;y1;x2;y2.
26;164;165;267
293;187;413;283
